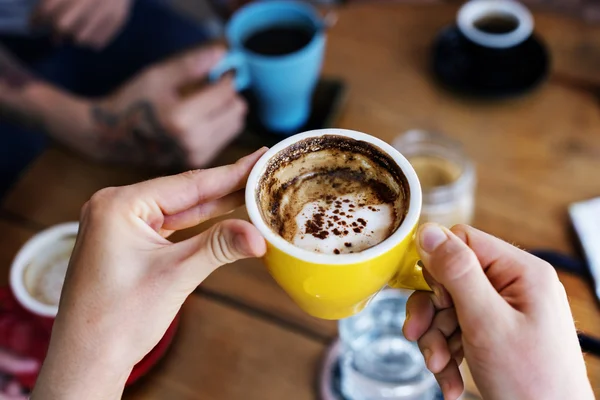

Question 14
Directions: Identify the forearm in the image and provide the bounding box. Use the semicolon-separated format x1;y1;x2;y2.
31;324;131;400
0;43;93;145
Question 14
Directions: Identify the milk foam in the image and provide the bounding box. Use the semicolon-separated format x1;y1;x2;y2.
257;135;409;255
35;255;69;305
24;237;74;306
292;194;395;254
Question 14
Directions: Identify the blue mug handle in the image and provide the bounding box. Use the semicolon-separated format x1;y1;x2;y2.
209;51;251;91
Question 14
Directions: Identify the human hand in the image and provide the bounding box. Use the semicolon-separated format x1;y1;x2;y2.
38;45;247;169
0;349;39;400
31;148;267;399
92;45;246;169
33;0;133;49
403;224;594;400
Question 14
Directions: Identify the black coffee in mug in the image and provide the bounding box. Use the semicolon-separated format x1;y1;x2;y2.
243;26;314;56
474;13;519;34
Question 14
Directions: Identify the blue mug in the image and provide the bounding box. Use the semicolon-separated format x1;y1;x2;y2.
210;1;327;133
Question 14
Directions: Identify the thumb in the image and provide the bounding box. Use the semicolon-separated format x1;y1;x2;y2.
173;219;266;282
416;223;506;329
158;45;226;87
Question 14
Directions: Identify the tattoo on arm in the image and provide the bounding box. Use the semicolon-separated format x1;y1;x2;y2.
0;43;44;131
91;101;186;168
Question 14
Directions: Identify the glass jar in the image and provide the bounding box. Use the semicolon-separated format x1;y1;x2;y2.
393;130;476;227
338;290;438;400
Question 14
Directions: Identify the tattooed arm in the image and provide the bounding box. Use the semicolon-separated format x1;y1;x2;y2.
0;44;44;131
0;43;246;169
90;45;247;168
0;43;98;152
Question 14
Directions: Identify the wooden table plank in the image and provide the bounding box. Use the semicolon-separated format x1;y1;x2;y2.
124;296;324;400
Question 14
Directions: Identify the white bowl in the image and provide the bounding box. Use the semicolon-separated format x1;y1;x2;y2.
10;222;79;317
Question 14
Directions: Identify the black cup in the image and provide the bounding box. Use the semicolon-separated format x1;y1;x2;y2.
432;0;549;97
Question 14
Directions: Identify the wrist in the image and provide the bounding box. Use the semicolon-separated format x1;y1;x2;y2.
27;84;121;162
28;84;94;142
32;323;132;400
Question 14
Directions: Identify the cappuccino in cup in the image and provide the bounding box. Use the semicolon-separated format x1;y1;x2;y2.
11;222;78;317
256;135;410;255
23;236;74;306
246;129;430;320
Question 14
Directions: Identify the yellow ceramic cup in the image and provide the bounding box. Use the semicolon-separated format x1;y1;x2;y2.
246;129;431;320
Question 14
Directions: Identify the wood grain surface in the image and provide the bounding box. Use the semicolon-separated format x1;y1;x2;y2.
1;3;599;398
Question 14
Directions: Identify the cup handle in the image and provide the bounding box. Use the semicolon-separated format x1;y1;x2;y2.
209;51;251;91
388;235;432;291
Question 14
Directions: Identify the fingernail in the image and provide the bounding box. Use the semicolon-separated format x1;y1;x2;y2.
419;224;448;253
405;309;411;323
234;232;252;257
422;348;432;367
255;146;269;155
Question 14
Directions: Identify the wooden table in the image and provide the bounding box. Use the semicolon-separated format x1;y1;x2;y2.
2;3;600;399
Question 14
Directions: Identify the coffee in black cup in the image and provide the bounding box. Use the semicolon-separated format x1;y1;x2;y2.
458;0;533;49
474;13;520;34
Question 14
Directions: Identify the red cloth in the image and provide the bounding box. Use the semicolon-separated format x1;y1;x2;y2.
0;287;180;390
0;288;51;388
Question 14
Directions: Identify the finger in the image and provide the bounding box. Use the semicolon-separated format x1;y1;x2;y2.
434;360;464;400
403;291;434;341
451;224;555;293
417;308;458;373
158;45;226;88
448;330;464;366
173;219;267;282
35;0;66;19
0;351;39;374
162;189;245;231
187;97;247;167
128;147;267;219
75;13;114;49
424;269;453;310
417;223;507;329
418;330;450;374
95;13;126;48
431;308;459;337
77;5;127;50
207;90;247;120
451;224;535;267
175;77;238;128
55;2;88;37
